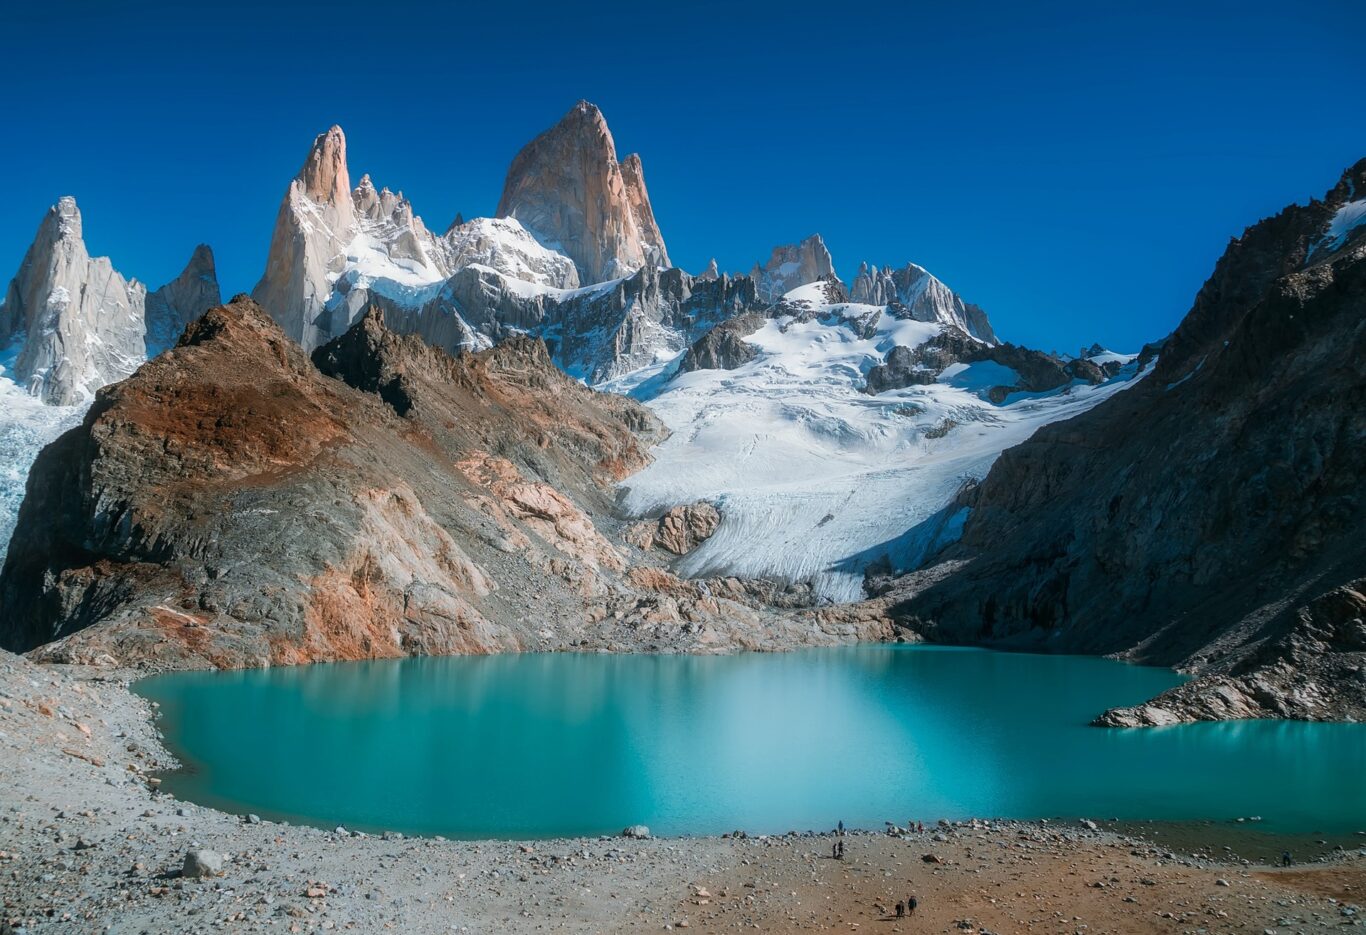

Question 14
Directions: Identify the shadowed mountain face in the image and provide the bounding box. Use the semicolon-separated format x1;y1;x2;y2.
0;297;892;669
891;158;1366;725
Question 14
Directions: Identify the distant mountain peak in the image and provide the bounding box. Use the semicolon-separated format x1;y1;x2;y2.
751;234;839;302
299;125;351;207
496;101;670;283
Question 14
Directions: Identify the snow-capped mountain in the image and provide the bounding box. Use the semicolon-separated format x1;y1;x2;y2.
0;198;221;560
250;109;765;383
0;197;147;406
851;261;997;342
0;101;1140;605
750;234;840;302
497;100;670;284
618;280;1140;601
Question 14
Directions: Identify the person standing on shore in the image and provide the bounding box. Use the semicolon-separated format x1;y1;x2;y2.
838;820;844;835
908;894;917;916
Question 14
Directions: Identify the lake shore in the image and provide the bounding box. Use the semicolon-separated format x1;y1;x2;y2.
2;649;1363;934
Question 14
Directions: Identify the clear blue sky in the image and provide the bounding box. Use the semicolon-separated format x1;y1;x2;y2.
1;0;1362;353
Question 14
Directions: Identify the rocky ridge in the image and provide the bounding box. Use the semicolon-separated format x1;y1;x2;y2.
852;261;997;343
863;327;1121;400
0;297;892;668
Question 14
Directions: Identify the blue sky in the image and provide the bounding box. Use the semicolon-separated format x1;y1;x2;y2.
1;0;1362;353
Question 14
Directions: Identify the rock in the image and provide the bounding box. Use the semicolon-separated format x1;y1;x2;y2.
0;197;146;405
622;825;651;839
676;311;766;374
851;262;997;342
252;126;363;350
497;101;669;284
624;503;721;555
144;244;222;356
181;849;223;879
922;853;943;863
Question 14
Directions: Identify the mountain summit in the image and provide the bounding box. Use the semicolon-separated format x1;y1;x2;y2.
497;101;670;284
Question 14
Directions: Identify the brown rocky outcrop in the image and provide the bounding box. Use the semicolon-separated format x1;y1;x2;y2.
624;502;721;555
0;299;886;669
891;158;1366;724
497;101;670;284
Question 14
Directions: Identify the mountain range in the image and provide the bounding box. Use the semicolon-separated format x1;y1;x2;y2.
0;101;1361;725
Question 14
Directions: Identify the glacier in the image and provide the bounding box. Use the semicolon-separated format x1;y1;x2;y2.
617;283;1144;602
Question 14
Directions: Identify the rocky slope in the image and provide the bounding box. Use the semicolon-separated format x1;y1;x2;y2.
0;297;890;668
497;100;670;284
891;158;1366;724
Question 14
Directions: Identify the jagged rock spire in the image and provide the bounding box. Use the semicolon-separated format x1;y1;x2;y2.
252;125;359;350
145;243;222;356
0;197;147;405
750;234;839;302
496;101;670;284
850;260;997;343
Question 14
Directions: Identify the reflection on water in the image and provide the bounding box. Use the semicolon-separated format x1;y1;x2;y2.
137;646;1366;838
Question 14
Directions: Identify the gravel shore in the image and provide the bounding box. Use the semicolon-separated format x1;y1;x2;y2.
2;650;1362;934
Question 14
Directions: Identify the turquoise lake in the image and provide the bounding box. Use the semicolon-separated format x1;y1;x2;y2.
136;646;1366;839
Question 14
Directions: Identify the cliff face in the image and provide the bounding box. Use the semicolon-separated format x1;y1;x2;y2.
851;262;997;343
0;297;888;669
0;198;147;406
144;244;221;356
892;158;1366;724
750;235;839;302
250;126;357;351
496;101;670;284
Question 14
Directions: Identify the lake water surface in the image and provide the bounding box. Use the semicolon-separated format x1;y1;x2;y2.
137;646;1366;838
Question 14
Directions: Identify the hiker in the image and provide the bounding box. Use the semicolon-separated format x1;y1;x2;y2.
908;894;917;916
1281;850;1293;867
838;819;845;835
837;840;845;859
832;841;838;859
917;821;924;833
896;901;905;918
